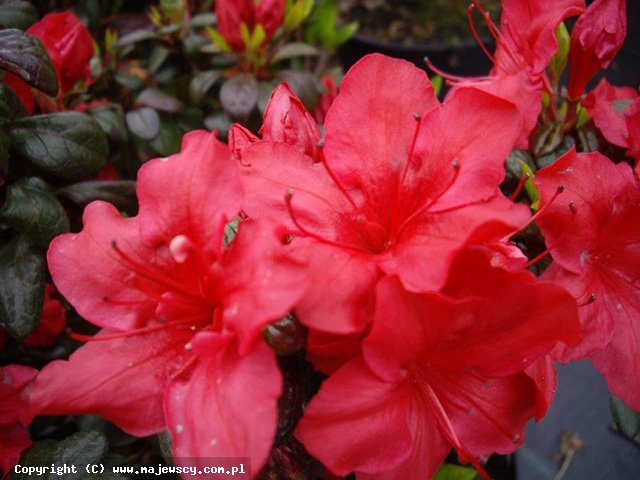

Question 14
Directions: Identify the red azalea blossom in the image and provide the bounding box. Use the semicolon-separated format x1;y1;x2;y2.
535;148;640;410
236;54;530;336
314;75;338;124
296;249;580;479
22;283;66;349
625;97;640;169
230;83;322;162
581;78;637;148
567;0;627;100
0;365;37;477
215;0;284;53
30;131;306;475
438;0;584;146
6;11;94;113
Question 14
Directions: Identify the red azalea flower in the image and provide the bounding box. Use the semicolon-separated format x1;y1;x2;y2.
237;54;530;336
30;131;306;475
314;75;338;124
581;78;637;148
625;97;640;170
6;11;94;113
0;365;37;477
215;0;284;53
535;148;640;410
567;0;627;100
437;0;584;146
230;83;321;162
296;249;580;479
22;284;66;349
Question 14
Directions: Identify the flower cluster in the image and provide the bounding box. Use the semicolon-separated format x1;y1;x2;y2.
1;0;639;479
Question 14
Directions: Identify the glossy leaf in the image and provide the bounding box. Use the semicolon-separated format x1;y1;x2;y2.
0;82;28;120
7;431;107;480
125;107;160;140
0;28;58;96
0;1;38;30
0;235;45;339
433;464;478;480
611;396;640;440
0;177;69;247
220;74;258;120
10;112;108;180
87;103;129;145
56;180;137;212
189;70;220;104
149;120;182;157
136;88;183;113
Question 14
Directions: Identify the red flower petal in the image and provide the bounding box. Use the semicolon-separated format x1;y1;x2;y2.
567;0;627;99
323;54;439;191
27;11;94;93
165;332;281;477
30;328;191;436
582;78;637;148
536;149;640;409
295;357;414;477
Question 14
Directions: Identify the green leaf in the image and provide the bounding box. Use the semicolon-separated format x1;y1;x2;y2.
433;463;478;480
0;28;58;96
57;180;137;212
9;430;108;480
0;235;45;339
283;0;314;31
550;22;570;78
0;177;70;247
88;103;129;145
189;12;216;28
114;29;156;48
135;88;183;113
10;112;108;180
125;107;160;140
219;74;258;120
248;24;266;50
272;42;319;62
205;26;231;53
149;120;182;157
520;160;540;210
0;82;28;120
611;395;640;440
0;0;38;30
189;70;221;104
204;111;231;137
148;45;169;74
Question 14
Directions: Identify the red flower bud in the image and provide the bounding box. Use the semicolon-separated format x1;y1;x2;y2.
567;0;627;99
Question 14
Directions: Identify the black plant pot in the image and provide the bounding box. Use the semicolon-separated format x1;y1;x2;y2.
338;33;494;78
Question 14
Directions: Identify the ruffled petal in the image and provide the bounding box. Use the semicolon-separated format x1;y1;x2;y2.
295;357;413;477
30;328;191;436
165;332;281;477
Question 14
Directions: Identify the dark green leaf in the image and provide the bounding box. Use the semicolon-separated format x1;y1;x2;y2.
88;104;129;145
0;0;38;30
611;395;640;440
135;88;183;113
189;12;216;28
258;80;277;113
148;46;169;74
0;29;58;96
276;70;319;111
10;112;108;180
220;74;258;120
9;430;108;480
189;70;220;104
57;180;137;212
126;107;160;140
0;177;69;246
149;120;182;157
114;29;156;48
0;82;28;120
433;464;478;480
204;111;231;137
176;106;204;132
0;235;45;339
114;72;144;90
272;42;319;62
